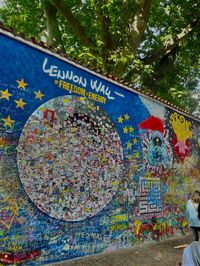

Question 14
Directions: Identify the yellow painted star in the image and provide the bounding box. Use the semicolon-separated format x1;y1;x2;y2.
129;126;134;133
2;115;15;127
133;165;139;171
135;152;140;158
15;98;26;109
118;116;123;123
0;89;12;100
127;155;133;162
34;90;44;100
133;138;138;144
16;79;28;90
123;127;128;134
126;141;132;149
0;137;6;147
124;113;130;120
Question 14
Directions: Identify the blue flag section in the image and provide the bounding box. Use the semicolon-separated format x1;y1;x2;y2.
0;28;200;265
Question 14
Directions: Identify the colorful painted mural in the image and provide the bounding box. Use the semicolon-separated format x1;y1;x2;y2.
0;28;200;265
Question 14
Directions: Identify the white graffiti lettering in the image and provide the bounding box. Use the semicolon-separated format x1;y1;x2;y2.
42;58;87;87
90;79;115;100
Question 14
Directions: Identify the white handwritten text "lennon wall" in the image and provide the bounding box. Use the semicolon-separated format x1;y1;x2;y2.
42;58;115;100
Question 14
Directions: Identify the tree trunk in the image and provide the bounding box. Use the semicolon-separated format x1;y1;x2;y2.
43;1;65;52
127;0;152;53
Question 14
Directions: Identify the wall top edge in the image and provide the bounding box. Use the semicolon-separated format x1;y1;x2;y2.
0;24;199;123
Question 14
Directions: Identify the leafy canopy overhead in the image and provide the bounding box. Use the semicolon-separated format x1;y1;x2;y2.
0;0;200;112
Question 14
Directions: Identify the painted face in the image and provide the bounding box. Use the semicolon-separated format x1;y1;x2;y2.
147;131;172;167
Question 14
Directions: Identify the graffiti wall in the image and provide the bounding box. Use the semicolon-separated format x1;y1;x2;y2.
0;28;200;265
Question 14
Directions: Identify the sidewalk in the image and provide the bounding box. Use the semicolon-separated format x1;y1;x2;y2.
49;236;191;266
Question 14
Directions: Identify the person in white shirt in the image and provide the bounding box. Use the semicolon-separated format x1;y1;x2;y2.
182;241;200;266
186;191;200;241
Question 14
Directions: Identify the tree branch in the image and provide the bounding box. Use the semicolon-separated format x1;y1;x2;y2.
95;1;114;51
51;0;95;48
127;0;152;53
143;20;200;64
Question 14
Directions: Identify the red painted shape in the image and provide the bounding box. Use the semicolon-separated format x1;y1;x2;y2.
138;223;153;235
172;136;190;161
138;116;164;133
43;109;55;121
0;250;41;264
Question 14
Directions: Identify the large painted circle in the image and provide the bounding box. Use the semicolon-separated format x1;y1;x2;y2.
17;96;124;221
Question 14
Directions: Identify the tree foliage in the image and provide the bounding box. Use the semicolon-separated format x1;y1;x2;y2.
0;0;199;112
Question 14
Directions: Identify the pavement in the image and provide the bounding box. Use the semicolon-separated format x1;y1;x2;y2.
49;236;192;266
